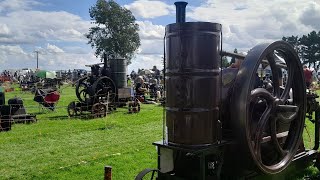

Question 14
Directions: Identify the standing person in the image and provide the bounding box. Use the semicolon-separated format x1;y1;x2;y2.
303;65;313;88
228;58;242;68
127;75;132;86
152;66;160;82
135;76;148;101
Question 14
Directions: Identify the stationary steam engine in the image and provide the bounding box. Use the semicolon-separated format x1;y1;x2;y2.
136;1;320;179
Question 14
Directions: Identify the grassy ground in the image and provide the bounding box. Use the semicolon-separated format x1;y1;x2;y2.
0;85;162;179
0;85;319;179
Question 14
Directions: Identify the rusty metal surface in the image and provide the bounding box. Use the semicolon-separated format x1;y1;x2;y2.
104;166;112;180
165;22;221;146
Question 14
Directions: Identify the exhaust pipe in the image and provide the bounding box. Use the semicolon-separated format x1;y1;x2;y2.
174;1;188;23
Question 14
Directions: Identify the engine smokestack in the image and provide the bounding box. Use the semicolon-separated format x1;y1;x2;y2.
174;1;188;23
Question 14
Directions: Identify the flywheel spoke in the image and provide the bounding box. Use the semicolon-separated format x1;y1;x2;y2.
266;52;280;97
270;117;288;158
280;62;294;102
250;88;275;161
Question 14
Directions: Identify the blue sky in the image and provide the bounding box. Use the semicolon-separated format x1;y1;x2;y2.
0;0;319;72
34;0;203;25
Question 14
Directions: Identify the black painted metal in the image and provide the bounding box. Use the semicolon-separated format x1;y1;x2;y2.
230;41;306;174
136;1;320;179
314;107;320;150
165;22;221;146
73;65;118;117
110;58;127;88
75;76;90;103
0;92;5;106
0;106;11;132
221;51;245;59
174;1;188;23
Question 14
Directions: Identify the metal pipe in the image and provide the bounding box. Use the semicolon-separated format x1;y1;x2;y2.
221;51;245;59
221;50;287;69
313;104;320;150
104;166;112;180
174;1;188;23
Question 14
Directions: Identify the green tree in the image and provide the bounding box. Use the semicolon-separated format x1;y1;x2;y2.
86;0;140;64
282;35;305;63
282;35;299;51
299;31;320;68
230;48;238;64
283;31;320;68
221;56;229;68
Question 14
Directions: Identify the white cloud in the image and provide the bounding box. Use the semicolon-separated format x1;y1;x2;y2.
139;39;162;55
1;0;320;73
128;54;163;73
0;45;27;55
46;43;64;53
126;21;164;71
300;2;320;29
0;10;91;44
0;1;97;71
188;0;319;52
0;45;33;68
124;0;174;18
137;21;165;40
38;52;97;71
63;46;90;54
0;43;97;71
0;0;42;12
0;23;10;36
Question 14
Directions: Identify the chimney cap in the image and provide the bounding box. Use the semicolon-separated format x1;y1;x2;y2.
174;1;188;5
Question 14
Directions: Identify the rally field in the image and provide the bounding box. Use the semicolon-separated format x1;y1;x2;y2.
0;85;319;179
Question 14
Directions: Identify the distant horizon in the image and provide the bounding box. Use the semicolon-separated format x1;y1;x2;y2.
1;0;319;72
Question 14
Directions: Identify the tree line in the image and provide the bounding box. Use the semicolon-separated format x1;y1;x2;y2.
282;31;320;68
222;31;320;69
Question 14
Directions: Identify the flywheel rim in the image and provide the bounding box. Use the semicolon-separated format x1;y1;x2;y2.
230;41;306;174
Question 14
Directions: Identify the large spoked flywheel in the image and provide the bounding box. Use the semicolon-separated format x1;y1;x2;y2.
75;77;90;103
230;41;306;174
92;77;117;103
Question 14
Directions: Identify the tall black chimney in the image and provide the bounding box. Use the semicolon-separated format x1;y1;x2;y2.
174;1;188;23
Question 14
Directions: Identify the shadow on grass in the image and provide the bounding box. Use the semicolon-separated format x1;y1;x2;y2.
47;115;70;120
32;111;47;115
97;124;116;130
46;114;111;121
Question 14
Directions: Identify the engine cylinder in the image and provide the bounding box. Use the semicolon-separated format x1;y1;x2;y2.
165;22;221;146
110;58;127;88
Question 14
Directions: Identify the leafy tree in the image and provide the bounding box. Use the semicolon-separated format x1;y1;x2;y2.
221;56;229;68
283;31;320;68
282;35;304;63
282;36;299;48
230;48;238;64
299;31;320;68
86;0;140;64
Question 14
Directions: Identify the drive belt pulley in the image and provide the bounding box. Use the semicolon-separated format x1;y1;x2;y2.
230;41;306;174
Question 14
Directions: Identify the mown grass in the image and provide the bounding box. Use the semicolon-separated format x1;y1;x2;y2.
0;85;162;179
0;85;320;179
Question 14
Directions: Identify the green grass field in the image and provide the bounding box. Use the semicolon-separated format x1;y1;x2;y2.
0;85;162;179
0;85;319;179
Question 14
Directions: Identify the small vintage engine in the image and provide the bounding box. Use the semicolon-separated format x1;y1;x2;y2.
0;92;36;132
67;55;136;118
136;1;320;179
